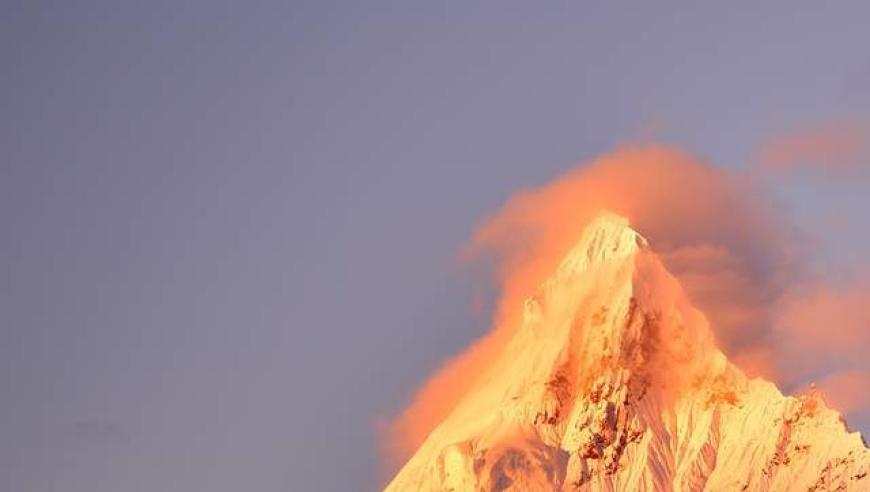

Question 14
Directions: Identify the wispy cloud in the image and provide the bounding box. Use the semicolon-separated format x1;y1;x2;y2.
74;419;130;445
754;120;870;173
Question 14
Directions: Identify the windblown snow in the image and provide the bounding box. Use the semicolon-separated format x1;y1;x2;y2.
386;214;869;492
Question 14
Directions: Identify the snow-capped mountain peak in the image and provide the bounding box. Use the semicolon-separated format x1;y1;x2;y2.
386;213;869;491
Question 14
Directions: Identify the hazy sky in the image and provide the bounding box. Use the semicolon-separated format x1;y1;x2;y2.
3;2;870;491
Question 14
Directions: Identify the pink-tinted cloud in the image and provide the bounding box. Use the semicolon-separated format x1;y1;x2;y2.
755;120;870;173
773;281;870;385
382;144;870;468
810;369;870;417
384;145;804;460
777;283;870;352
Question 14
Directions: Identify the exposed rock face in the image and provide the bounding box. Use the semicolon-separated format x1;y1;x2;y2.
386;214;869;492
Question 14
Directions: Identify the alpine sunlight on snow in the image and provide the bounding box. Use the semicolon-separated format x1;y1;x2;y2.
386;215;869;491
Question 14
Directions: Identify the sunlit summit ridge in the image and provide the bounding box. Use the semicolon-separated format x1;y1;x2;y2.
386;214;869;491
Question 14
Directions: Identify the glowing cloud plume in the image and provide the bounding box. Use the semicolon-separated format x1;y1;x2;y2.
386;145;811;459
384;200;870;491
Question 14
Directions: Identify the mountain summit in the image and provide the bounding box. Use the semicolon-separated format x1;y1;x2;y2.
386;214;869;491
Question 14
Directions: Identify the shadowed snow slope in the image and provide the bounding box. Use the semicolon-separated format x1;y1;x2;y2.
386;214;869;492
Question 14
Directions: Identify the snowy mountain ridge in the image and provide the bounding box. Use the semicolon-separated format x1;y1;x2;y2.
385;214;869;492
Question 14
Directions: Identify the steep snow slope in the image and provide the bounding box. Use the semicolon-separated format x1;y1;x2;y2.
386;214;869;492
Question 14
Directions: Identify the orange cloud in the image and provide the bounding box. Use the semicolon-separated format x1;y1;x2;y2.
778;283;870;351
811;369;870;417
385;145;807;461
772;281;870;385
754;120;870;173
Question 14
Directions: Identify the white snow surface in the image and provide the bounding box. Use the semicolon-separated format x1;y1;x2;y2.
386;214;870;492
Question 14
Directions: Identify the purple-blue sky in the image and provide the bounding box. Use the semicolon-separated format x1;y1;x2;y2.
2;2;869;491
